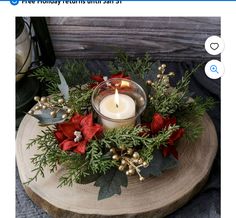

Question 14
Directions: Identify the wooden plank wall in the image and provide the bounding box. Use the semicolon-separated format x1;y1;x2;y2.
46;17;220;61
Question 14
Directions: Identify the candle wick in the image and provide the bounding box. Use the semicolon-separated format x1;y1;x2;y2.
116;103;119;108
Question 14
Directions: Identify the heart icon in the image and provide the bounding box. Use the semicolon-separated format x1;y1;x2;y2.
210;43;219;50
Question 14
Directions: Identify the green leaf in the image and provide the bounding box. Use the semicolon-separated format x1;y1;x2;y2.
94;167;128;200
140;150;178;177
57;68;69;101
29;109;66;125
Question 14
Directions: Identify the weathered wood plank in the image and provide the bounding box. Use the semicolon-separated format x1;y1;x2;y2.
46;17;220;61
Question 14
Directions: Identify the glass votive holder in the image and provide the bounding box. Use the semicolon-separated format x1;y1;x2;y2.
91;78;147;129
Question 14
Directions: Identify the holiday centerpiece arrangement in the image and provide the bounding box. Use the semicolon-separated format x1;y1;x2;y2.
25;53;214;200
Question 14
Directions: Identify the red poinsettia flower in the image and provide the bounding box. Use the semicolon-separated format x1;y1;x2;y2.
90;71;130;88
54;113;103;154
148;113;184;159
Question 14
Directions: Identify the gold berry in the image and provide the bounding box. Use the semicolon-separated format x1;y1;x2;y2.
146;80;152;85
42;105;47;110
128;169;135;175
34;96;40;101
50;111;57;118
133;152;140;159
142;161;149;168
34;105;41;110
132;159;139;164
67;108;72;114
110;148;116;153
28;110;34;115
138;158;144;164
62;114;68;119
139;176;145;181
126;171;130;176
112;154;119;160
161;64;166;69
121;159;126;165
168;72;175;77
40;97;47;103
118;165;125;171
58;98;64;104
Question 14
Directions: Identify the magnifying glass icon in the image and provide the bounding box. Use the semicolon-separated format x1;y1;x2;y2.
210;65;219;74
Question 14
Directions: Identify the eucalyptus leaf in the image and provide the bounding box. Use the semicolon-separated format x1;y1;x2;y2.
29;109;66;126
140;149;178;177
57;68;69;101
94;167;128;200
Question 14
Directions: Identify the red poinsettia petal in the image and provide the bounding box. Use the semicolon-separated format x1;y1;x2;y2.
164;117;177;128
82;124;103;140
60;139;77;151
54;130;66;143
73;140;87;154
57;122;75;139
91;75;104;82
151;113;165;134
70;113;84;129
161;145;179;159
110;71;130;80
80;113;93;127
168;128;185;145
171;147;179;160
110;72;125;78
162;146;170;157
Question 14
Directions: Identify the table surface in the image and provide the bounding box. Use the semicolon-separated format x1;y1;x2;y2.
16;61;220;218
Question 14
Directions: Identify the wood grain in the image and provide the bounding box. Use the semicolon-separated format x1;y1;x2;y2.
46;17;220;61
16;113;218;218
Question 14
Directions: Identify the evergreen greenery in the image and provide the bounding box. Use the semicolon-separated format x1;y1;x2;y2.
26;53;215;198
25;125;178;186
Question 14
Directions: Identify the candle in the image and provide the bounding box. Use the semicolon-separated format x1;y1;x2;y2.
99;89;136;129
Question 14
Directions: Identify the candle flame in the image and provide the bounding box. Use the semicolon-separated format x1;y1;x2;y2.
120;80;130;88
114;89;119;108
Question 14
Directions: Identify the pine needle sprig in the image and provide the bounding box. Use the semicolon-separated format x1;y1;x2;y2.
58;159;89;187
24;127;59;185
31;59;92;95
68;86;93;114
97;125;179;163
149;64;204;117
176;96;215;141
31;66;60;94
140;125;179;162
109;52;152;79
86;140;115;175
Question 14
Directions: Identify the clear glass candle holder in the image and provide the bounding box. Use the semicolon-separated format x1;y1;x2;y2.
91;78;147;129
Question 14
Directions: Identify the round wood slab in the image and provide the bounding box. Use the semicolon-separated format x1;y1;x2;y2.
16;113;218;218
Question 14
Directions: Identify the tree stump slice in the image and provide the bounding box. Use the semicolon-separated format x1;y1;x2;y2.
16;113;218;218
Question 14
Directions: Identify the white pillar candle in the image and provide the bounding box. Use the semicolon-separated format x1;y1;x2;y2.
99;89;136;129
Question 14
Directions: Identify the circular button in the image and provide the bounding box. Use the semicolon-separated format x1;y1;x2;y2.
205;36;224;55
205;60;224;79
